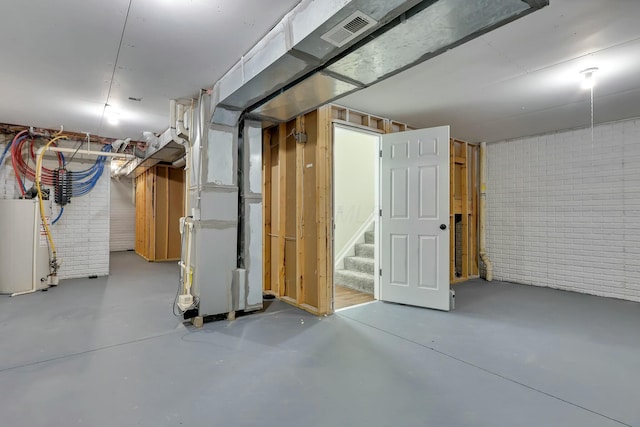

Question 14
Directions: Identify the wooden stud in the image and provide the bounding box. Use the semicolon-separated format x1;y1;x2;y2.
471;144;479;276
461;142;469;279
296;115;305;306
165;167;170;259
316;105;332;314
149;169;157;261
449;140;455;282
278;123;287;297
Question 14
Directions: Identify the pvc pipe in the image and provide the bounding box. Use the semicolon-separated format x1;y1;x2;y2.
169;100;188;147
479;142;493;281
184;220;194;295
172;156;186;168
45;146;135;159
177;103;188;137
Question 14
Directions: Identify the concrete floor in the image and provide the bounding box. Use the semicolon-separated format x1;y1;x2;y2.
0;252;638;427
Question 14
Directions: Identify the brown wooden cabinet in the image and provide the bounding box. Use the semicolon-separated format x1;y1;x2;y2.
135;165;185;261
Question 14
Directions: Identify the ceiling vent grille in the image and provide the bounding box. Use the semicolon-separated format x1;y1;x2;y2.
321;11;377;48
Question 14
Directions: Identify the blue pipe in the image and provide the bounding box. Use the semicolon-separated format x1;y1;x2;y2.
0;141;11;169
52;207;64;225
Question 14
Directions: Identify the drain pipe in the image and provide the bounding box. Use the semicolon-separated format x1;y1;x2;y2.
169;100;187;146
171;99;192;215
479;142;493;281
176;103;188;137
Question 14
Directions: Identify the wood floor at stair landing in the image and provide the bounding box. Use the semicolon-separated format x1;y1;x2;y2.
334;285;374;310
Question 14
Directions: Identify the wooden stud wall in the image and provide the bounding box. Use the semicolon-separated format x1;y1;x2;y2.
262;104;478;314
450;139;479;283
134;165;185;262
263;109;328;314
263;105;413;315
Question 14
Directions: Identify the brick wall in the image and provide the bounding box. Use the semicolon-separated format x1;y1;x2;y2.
0;135;19;200
0;138;110;280
486;118;640;302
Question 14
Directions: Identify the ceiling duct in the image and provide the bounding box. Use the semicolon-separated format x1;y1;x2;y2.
211;0;425;126
321;11;378;48
208;0;548;126
127;101;188;176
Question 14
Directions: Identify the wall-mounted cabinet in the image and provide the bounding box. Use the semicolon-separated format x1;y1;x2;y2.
135;165;184;262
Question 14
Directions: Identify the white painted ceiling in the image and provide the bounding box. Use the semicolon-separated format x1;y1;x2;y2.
0;0;301;139
1;0;639;143
340;0;640;142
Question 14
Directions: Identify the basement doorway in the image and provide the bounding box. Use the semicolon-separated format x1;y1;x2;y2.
332;125;380;310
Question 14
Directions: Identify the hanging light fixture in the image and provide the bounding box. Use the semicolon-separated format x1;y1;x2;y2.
580;67;598;90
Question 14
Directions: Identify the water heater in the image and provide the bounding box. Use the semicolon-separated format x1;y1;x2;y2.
0;199;51;295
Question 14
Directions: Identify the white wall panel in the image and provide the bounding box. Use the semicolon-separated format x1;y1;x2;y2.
110;177;135;252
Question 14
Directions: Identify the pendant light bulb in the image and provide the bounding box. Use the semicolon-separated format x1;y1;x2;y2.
580;67;598;90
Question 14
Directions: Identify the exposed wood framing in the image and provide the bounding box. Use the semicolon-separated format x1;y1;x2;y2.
451;139;479;283
262;103;477;315
296;115;305;306
134;165;184;262
277;123;287;297
450;141;455;283
0;123;142;152
317;106;332;314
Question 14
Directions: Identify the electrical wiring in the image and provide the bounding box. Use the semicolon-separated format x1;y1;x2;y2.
51;207;64;225
12;137;64;188
0;130;27;169
10;135;111;199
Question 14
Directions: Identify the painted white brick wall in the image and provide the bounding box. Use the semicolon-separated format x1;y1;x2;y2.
486;118;640;303
0;140;110;280
51;160;110;279
110;177;135;252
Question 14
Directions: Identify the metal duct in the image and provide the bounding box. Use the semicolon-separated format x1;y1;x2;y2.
211;0;425;125
252;0;547;121
209;0;548;124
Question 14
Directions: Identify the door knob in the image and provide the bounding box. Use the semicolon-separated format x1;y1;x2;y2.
440;224;447;230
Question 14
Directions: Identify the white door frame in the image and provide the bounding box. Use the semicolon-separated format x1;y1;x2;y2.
331;123;383;305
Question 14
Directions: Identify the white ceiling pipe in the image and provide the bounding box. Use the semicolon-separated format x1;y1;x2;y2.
172;156;186;168
46;146;135;159
176;103;188;137
169;100;188;146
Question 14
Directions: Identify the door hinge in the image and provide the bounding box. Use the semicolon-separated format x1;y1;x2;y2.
379;268;382;276
379;208;382;217
379;149;383;158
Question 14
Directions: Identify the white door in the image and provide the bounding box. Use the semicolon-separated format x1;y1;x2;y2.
380;126;450;310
